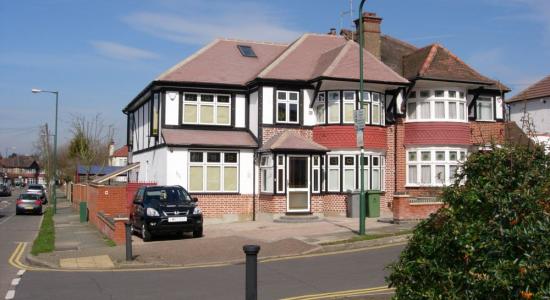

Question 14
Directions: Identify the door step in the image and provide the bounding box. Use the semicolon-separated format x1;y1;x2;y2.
274;215;322;223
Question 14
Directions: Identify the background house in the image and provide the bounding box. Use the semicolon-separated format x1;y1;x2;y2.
0;155;45;185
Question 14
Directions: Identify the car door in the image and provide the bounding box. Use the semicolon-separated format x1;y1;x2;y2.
132;188;145;227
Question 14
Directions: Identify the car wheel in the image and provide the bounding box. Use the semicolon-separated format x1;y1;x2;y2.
141;224;152;242
193;227;203;238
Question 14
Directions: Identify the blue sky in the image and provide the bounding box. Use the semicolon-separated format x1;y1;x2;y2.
1;0;549;154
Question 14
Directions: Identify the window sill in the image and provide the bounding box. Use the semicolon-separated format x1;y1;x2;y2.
404;120;468;124
405;184;447;188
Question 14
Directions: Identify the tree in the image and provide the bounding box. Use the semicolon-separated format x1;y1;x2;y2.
34;124;53;186
68;114;114;182
387;143;550;299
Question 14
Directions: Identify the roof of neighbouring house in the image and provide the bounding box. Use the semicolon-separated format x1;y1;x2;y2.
258;34;408;84
112;145;128;158
156;38;289;86
507;74;550;103
260;131;328;152
401;44;509;91
0;156;39;169
77;165;122;176
162;128;258;148
92;163;139;184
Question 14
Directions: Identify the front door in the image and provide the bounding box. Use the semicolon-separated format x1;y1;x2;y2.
287;156;310;212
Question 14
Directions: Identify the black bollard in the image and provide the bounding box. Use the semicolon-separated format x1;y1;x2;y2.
243;245;261;300
125;222;133;261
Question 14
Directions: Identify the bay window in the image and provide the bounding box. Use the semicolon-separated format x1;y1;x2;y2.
260;154;273;193
276;91;299;124
315;92;325;124
343;155;356;191
312;155;321;193
183;93;231;126
407;148;467;186
328;91;340;124
406;89;467;122
343;91;355;123
327;155;340;191
188;151;238;193
276;155;285;193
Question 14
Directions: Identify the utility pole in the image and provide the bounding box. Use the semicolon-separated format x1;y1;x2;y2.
358;0;367;236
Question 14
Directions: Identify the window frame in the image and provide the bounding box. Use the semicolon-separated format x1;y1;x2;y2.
182;93;232;126
327;155;340;192
406;147;467;187
188;150;239;193
406;88;468;123
327;91;341;124
476;96;495;122
342;155;356;191
342;91;356;124
260;154;274;193
276;90;300;124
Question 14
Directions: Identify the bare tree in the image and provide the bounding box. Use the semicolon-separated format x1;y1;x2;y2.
68;114;114;182
33;124;53;186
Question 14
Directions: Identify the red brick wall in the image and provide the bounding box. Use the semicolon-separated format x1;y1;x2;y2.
383;125;396;216
405;122;470;146
258;193;347;216
395;119;407;194
470;122;505;145
312;125;386;150
97;214;126;245
193;194;253;218
258;194;286;213
262;127;313;144
392;195;444;222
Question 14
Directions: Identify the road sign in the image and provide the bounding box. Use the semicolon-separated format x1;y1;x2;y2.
356;128;364;148
353;109;365;130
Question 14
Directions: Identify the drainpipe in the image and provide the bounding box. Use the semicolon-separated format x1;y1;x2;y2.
252;151;257;221
358;0;367;236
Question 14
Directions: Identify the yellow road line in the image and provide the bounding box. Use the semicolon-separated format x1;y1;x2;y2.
282;286;395;300
9;241;406;273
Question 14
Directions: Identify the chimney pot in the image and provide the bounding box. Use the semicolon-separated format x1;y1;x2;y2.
328;28;337;35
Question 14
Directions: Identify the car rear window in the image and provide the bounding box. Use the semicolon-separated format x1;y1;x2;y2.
28;185;43;190
21;193;40;200
145;188;192;204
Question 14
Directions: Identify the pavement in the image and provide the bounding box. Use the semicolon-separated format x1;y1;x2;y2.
25;190;417;270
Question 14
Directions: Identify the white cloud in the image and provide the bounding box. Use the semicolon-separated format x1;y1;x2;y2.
122;2;302;45
90;41;159;61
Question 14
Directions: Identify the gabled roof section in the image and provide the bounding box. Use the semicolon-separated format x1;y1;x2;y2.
92;163;139;184
260;131;328;152
508;74;550;103
0;156;39;169
259;34;408;84
380;35;418;75
157;39;288;86
112;145;128;158
403;44;509;90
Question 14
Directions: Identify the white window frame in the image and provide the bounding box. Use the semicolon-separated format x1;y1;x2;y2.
342;91;356;124
476;96;494;121
315;92;326;124
182;93;232;126
188;150;239;193
327;155;340;192
276;90;300;124
327;91;341;124
312;155;321;193
361;92;371;124
406;147;467;187
371;92;382;125
275;154;285;193
406;89;468;123
342;155;356;191
260;154;273;193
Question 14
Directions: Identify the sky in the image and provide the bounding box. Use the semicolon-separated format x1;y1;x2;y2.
1;0;549;155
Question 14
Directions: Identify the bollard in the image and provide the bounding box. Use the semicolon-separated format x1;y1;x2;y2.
125;222;133;261
243;245;261;300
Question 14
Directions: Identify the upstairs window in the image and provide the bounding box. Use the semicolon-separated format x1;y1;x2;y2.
182;93;231;126
343;91;356;123
407;89;467;122
315;92;325;124
276;91;299;124
151;93;159;137
327;91;340;124
476;96;494;121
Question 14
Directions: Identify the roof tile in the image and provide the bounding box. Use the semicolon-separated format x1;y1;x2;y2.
508;74;550;102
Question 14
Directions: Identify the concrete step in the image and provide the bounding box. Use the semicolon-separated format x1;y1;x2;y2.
274;214;322;223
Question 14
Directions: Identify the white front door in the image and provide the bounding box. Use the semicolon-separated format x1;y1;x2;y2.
286;155;310;212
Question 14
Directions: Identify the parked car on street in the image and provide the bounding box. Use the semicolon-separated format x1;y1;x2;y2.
0;184;11;196
16;193;44;215
26;184;47;204
130;185;203;242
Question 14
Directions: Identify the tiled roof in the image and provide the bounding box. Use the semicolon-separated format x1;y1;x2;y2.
162;128;257;148
380;35;418;75
402;44;509;91
260;131;328;152
259;34;408;84
112;145;128;157
507;74;550;103
77;165;122;176
0;156;38;169
157;39;288;85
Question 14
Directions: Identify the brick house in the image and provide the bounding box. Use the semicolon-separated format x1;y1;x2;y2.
0;155;45;185
123;12;509;222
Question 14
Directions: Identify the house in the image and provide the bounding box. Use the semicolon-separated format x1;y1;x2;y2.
123;12;510;222
0;155;45;185
507;74;550;150
109;143;129;167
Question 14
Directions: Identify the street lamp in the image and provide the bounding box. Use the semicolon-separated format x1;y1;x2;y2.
32;88;59;214
358;0;367;235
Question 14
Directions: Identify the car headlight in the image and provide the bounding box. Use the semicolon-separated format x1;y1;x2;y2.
193;207;202;215
146;207;160;217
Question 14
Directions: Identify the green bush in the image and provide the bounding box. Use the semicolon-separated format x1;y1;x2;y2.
387;144;550;299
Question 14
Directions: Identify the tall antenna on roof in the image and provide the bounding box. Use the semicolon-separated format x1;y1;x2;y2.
338;0;354;32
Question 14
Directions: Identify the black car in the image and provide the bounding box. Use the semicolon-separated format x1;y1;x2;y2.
0;184;11;197
130;186;203;242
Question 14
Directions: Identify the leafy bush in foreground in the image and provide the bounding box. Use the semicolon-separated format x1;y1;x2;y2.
388;144;550;299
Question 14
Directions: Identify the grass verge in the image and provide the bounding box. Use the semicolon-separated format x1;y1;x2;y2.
320;230;413;246
31;208;55;255
103;236;117;247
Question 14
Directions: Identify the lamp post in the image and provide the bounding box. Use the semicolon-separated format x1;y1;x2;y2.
32;88;58;214
358;0;367;235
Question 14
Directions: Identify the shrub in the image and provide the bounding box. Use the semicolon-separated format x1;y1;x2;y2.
387;143;550;299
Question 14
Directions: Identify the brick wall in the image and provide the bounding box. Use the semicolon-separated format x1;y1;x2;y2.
262;127;313;144
470;122;505;145
392;195;444;222
258;193;348;216
312;126;386;150
194;194;253;219
404;122;471;146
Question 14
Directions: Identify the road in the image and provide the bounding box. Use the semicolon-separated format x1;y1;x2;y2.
0;188;43;300
11;242;403;299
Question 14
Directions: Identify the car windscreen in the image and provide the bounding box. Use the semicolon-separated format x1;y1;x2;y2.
145;188;192;204
20;193;40;200
28;185;43;190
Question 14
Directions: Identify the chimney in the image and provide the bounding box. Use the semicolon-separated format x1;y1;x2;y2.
354;12;382;60
108;141;115;157
328;28;337;35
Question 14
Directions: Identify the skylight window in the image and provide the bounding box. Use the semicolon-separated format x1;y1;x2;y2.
237;45;257;57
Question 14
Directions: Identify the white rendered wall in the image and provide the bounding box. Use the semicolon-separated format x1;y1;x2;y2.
239;149;255;194
166;148;188;187
509;97;550;133
249;91;259;137
262;86;274;124
132;147;168;184
235;94;246;128
303;89;316;126
165;91;180;125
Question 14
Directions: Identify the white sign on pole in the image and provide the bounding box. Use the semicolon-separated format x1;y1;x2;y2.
356;128;364;148
353;109;366;130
